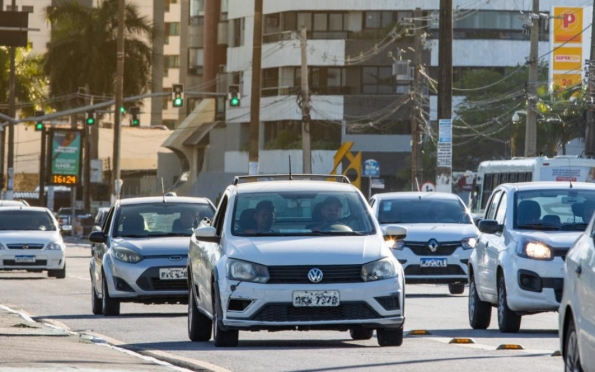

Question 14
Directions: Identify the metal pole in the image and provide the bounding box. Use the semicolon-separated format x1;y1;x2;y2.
39;127;46;207
300;26;311;174
525;0;539;157
248;0;263;176
437;0;453;193
84;85;91;212
6;0;16;200
112;0;125;199
585;3;595;157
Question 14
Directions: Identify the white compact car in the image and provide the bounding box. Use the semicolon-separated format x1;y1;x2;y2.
187;175;407;347
559;212;595;372
469;181;595;333
369;192;478;294
0;206;67;278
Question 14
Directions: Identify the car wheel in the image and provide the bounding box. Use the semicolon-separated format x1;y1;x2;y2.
468;274;491;329
212;288;238;347
376;327;403;347
91;280;102;315
497;275;521;333
102;275;120;316
349;329;374;340
188;283;212;341
54;264;66;279
448;283;465;295
564;320;583;372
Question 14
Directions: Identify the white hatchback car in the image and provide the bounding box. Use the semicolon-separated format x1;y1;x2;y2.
187;175;407;347
0;206;67;278
559;211;595;372
469;182;595;333
369;192;478;294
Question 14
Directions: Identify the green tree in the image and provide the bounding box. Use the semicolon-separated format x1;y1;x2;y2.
43;0;155;109
0;46;47;119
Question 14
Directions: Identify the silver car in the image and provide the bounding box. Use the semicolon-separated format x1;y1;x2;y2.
559;207;595;372
89;196;215;316
0;206;67;278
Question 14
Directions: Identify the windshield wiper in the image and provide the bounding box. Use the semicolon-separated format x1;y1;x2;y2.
118;234;149;238
559;223;588;231
516;223;560;231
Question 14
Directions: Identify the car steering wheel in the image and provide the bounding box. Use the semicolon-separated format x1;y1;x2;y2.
319;222;353;232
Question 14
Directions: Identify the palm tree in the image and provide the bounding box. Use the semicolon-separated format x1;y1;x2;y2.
43;0;155;109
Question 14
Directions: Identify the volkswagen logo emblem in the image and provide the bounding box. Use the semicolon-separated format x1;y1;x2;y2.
22;245;29;250
169;256;183;261
428;239;439;253
308;268;323;283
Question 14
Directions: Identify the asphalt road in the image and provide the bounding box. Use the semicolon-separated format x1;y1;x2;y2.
0;242;564;372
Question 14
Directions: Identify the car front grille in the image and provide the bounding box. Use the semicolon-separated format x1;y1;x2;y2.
405;241;460;256
7;244;44;250
250;302;381;322
2;260;47;266
267;265;363;284
136;267;188;291
405;265;466;276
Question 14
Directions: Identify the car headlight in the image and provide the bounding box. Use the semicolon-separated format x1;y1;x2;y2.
517;241;553;260
361;257;398;282
112;247;144;263
45;241;65;251
461;237;477;250
227;258;269;283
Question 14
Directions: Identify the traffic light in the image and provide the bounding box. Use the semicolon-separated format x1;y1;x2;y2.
228;85;240;107
172;84;184;108
120;106;126;114
34;110;44;131
130;107;140;126
86;110;96;126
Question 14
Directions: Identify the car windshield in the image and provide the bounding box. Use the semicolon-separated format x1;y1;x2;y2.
0;210;56;231
378;198;472;224
232;191;376;236
515;189;595;231
114;202;215;238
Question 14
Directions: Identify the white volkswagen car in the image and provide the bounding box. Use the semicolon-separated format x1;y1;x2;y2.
559;211;595;372
0;206;67;278
369;192;478;294
187;175;407;347
469;182;595;333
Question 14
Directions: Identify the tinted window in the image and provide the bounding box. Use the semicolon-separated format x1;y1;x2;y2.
378;197;472;224
0;210;56;231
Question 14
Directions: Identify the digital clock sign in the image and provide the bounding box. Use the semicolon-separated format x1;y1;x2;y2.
51;174;79;185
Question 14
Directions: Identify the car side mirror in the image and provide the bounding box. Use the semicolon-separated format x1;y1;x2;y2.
383;224;407;249
60;225;72;236
195;226;221;243
478;219;503;234
88;231;107;243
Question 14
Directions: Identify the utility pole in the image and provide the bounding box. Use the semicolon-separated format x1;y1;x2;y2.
300;27;311;174
112;0;125;199
248;0;263;176
84;85;91;212
6;0;16;200
585;4;595;157
39;127;46;207
437;0;453;193
411;8;422;190
525;0;539;157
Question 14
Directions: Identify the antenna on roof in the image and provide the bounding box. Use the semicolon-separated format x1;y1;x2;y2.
161;178;166;202
289;156;293;180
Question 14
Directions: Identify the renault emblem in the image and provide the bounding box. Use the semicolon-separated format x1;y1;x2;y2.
428;239;439;253
308;268;323;283
22;245;29;250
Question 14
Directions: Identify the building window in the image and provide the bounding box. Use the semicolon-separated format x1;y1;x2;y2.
297;13;312;31
232;18;244;47
166;22;180;36
164;55;180;69
21;5;33;13
5;5;17;11
190;0;204;17
363;67;394;94
188;48;204;75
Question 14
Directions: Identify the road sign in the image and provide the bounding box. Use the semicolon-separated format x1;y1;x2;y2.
421;182;435;192
363;159;380;177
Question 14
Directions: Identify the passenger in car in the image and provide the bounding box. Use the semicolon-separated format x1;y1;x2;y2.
172;210;197;232
307;196;343;231
245;200;276;233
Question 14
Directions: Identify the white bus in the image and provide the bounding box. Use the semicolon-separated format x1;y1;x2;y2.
469;156;595;216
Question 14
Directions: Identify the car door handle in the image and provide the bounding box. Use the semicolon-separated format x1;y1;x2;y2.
576;266;582;276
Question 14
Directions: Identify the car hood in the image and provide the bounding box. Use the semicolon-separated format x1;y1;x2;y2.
382;223;478;241
0;231;62;245
513;230;582;248
226;235;390;266
113;237;190;256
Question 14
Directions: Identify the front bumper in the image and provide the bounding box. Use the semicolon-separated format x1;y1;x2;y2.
218;275;405;331
0;250;65;270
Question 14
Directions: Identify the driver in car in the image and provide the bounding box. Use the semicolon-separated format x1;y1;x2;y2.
309;196;343;231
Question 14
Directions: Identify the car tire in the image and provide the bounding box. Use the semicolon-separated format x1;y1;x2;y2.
468;274;491;329
376;327;403;347
564;319;584;372
212;290;238;347
448;283;465;295
349;329;374;340
102;275;120;316
91;280;102;315
497;275;521;333
188;284;212;342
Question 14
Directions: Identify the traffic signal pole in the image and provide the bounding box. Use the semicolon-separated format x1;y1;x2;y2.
249;0;263;176
112;0;125;201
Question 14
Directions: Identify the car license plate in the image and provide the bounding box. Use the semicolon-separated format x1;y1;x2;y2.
15;255;36;263
293;290;340;307
159;268;187;280
420;258;447;268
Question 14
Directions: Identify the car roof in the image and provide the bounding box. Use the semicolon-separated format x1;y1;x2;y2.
118;196;213;206
498;181;595;191
372;191;463;201
0;206;49;213
0;200;26;206
233;180;358;193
